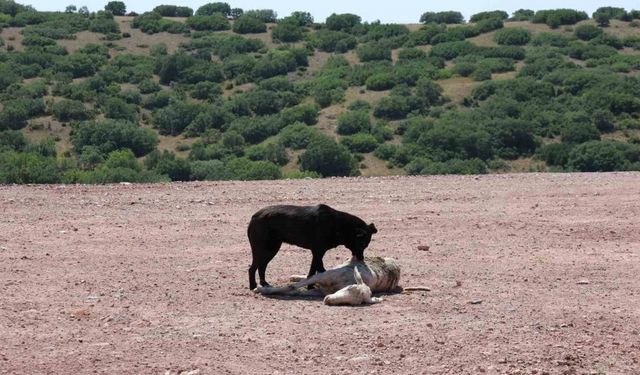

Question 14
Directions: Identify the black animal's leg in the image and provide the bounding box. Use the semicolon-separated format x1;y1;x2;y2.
248;220;269;290
258;240;281;287
307;251;321;278
248;263;258;290
306;250;326;289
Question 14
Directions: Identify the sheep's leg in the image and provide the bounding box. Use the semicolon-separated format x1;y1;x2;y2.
287;268;344;290
255;270;341;296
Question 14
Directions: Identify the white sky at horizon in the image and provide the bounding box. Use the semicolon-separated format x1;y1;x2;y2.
21;1;640;23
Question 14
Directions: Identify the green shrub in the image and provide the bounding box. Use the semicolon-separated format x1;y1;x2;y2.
419;11;464;24
280;103;319;126
245;140;288;165
494;28;531;45
71;119;158;156
470;10;508;22
105;1;126;16
531;32;571;47
0;130;28;153
357;43;392;62
233;15;266;34
574;24;603;41
190;160;234;181
452;62;476;77
325;13;361;31
144;150;192;181
532;9;588;28
365;73;397;91
471;67;492;81
310;30;357;52
102;97;138;122
282;170;321;179
299;136;357;177
153;101;204;135
89;17;119;34
196;2;231;17
272;21;304;43
187;14;230;31
336;111;371;135
348;100;371;111
511;9;534;21
0;98;46;130
398;48;427;61
341;133;379;153
0;151;60;183
430;41;477;60
227;115;282;144
226;157;282;180
537;143;573;166
567;141;628;171
278;122;321;149
243;9;277;23
191;81;222;100
153;5;194;17
185;106;234;135
52;99;90;122
407;158;488;175
592;7;629;21
489;119;538;159
561;122;601;144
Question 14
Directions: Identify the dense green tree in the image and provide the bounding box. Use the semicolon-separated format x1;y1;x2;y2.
153;5;193;17
336;111;371;135
325;13;361;31
187;14;230;31
470;10;508;22
272;21;304;42
494;28;531;45
196;2;231;16
567;141;627;171
511;9;534;21
0;151;60;184
575;24;603;40
419;11;464;24
104;1;126;16
341;133;379;153
153;101;204;135
52;99;90;122
243;9;277;23
299;136;357;177
232;15;266;34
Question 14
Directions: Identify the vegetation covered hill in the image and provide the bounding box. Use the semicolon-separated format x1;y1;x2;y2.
1;1;639;183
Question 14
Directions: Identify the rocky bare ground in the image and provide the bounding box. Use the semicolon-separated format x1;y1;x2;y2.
1;173;639;374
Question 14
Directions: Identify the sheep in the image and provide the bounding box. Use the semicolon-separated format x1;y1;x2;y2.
254;256;401;306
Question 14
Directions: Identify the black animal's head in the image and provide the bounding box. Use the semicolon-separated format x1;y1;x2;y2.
348;223;377;261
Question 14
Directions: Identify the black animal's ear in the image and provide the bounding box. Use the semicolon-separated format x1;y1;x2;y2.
368;223;378;234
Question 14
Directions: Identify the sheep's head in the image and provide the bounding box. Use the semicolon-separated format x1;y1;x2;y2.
323;284;371;306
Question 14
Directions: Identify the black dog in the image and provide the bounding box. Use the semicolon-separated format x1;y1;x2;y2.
247;204;377;290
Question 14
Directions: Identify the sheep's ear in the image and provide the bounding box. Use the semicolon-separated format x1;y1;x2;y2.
368;223;377;234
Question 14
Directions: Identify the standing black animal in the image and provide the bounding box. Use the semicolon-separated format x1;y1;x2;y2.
247;204;377;290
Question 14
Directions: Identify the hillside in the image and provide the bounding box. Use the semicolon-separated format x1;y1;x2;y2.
1;3;640;183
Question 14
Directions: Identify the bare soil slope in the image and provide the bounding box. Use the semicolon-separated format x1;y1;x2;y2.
1;173;639;374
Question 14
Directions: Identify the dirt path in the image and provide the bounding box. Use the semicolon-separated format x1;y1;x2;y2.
1;173;639;374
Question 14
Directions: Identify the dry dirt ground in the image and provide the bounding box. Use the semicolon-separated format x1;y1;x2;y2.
1;173;639;375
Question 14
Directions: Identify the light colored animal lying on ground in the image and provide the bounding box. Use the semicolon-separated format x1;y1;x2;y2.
254;256;401;306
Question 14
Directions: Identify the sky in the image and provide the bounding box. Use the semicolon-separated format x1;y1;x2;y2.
22;1;640;23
